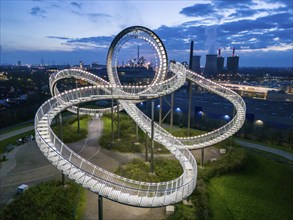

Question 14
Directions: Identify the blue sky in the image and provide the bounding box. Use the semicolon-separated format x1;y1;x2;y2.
1;0;292;67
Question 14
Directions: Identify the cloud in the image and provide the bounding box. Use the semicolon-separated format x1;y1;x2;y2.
56;36;114;50
88;13;112;18
47;36;71;40
180;4;215;17
30;6;46;18
70;2;81;10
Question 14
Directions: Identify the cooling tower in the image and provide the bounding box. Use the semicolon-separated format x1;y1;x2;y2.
227;56;239;76
217;48;224;74
204;54;217;76
217;57;224;74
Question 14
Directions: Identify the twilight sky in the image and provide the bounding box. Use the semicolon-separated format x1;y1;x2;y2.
1;0;292;67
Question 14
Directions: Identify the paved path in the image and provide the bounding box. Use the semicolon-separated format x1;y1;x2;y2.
0;125;34;141
236;140;293;161
5;117;292;219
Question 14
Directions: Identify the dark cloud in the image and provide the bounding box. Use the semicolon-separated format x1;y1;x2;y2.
67;36;113;44
30;6;46;18
229;8;257;18
180;4;215;17
70;2;81;10
212;0;254;8
88;13;112;18
47;36;71;40
41;0;292;66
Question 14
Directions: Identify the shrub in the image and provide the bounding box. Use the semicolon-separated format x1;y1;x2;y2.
115;158;183;182
0;181;84;220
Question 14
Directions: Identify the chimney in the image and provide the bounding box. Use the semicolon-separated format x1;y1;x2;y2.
189;41;194;70
137;46;140;64
218;48;221;57
232;47;235;57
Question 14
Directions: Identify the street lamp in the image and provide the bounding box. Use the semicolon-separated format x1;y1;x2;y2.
223;115;230;121
255;119;264;126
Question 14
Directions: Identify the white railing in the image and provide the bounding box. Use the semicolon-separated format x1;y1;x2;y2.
35;61;246;207
35;62;197;207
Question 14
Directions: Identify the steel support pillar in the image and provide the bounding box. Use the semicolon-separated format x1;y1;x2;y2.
187;80;192;137
136;124;139;143
76;79;80;134
98;195;103;220
150;100;154;173
170;93;174;131
159;97;162;126
117;102;120;140
145;134;148;162
201;148;204;167
111;89;114;142
59;113;65;186
77;106;80;134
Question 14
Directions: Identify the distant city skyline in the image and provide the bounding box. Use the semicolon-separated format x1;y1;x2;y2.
1;0;292;67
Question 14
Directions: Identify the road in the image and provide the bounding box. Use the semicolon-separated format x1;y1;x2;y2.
235;140;293;161
0;125;34;142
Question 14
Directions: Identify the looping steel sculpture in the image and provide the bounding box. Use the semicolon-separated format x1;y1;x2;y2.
34;26;246;207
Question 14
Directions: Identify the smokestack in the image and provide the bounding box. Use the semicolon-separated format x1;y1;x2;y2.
137;46;140;64
232;47;235;57
189;41;194;70
218;48;221;57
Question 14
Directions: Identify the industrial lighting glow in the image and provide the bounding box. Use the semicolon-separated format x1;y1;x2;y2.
224;115;230;120
175;107;181;112
255;120;264;126
157;104;160;108
198;111;204;116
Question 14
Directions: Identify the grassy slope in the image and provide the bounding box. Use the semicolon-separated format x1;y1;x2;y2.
235;137;293;154
0;123;33;135
0;130;34;154
208;152;293;220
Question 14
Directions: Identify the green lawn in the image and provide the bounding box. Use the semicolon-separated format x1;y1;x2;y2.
207;151;293;220
115;158;182;182
0;123;33;135
52;115;90;143
99;114;169;153
235;137;293;154
0;130;34;154
166;127;206;137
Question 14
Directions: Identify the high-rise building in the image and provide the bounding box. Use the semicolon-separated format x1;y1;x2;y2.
204;54;217;76
227;48;239;76
17;61;21;66
217;49;224;74
79;61;84;69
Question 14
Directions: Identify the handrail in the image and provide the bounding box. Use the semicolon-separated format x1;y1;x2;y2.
35;62;198;207
35;26;245;207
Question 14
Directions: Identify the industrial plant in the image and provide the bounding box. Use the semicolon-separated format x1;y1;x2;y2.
190;43;240;79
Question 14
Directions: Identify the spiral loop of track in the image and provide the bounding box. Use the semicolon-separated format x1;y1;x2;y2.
34;26;245;207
